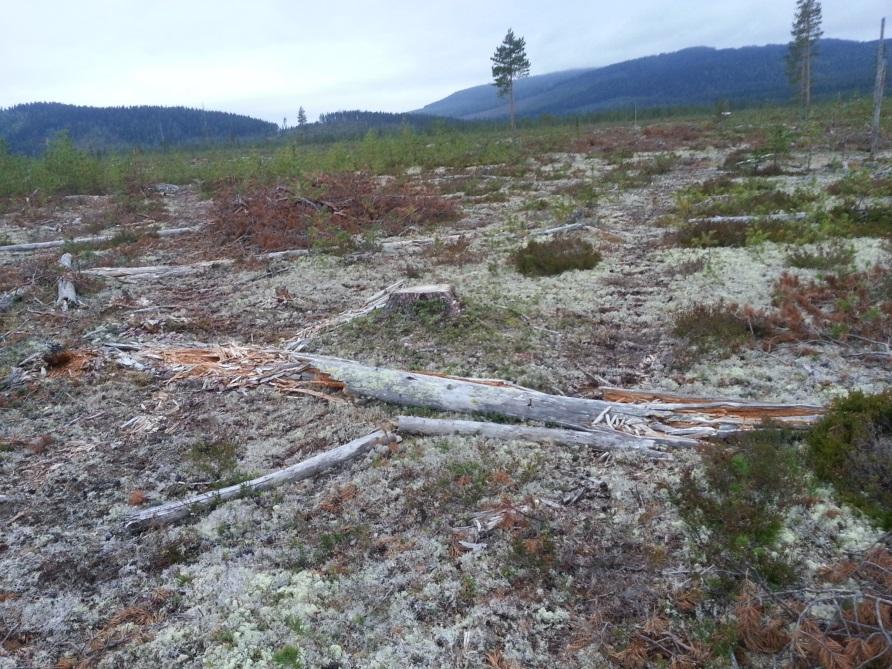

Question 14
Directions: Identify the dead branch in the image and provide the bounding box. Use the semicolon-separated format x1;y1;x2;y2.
124;430;393;531
288;279;406;345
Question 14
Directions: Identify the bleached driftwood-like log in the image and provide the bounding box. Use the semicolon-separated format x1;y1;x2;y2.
687;213;807;225
379;222;591;255
0;226;198;254
124;430;392;531
83;260;234;279
82;249;309;281
396;415;674;458
114;344;825;439
263;248;310;260
595;386;824;423
385;284;460;316
530;222;594;236
293;353;823;432
379;234;467;254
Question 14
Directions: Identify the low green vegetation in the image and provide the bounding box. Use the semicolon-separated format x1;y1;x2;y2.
672;175;892;248
807;391;892;529
671;301;761;358
785;240;854;270
605;152;679;188
676;177;819;219
272;645;303;668
510;237;601;276
826;170;892;200
327;297;534;380
672;431;805;590
187;438;240;482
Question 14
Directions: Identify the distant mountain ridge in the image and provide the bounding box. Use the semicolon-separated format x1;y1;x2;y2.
0;102;278;155
418;39;888;119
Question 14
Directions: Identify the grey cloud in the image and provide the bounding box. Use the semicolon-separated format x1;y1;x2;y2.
1;0;886;122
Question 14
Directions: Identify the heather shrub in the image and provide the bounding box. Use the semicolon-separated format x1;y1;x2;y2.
511;237;601;276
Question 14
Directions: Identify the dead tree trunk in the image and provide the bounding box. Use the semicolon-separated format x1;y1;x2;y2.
871;18;887;159
396;415;677;458
687;213;807;225
293;353;822;433
125;430;392;531
116;344;825;439
0;226;197;254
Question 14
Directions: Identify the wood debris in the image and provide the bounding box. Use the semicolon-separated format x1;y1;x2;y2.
106;343;824;442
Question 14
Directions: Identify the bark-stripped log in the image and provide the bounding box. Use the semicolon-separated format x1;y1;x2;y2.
83;260;234;279
113;344;825;438
0;226;198;253
687;213;807;225
292;353;823;429
530;222;593;236
124;430;392;532
396;415;676;458
82;249;309;281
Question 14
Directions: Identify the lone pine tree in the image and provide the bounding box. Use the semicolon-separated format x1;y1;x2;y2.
788;0;823;118
491;29;531;129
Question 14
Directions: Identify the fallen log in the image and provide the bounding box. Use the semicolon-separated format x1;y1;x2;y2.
124;429;392;531
81;249;309;281
293;353;823;432
687;213;808;225
530;222;594;236
379;234;466;254
396;415;676;458
83;260;234;279
595;386;823;422
0;226;198;253
114;344;825;439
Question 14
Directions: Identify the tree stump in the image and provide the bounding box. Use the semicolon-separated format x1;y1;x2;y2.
384;284;460;317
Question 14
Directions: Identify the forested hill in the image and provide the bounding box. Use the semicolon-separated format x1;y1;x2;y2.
0;103;278;155
418;39;887;120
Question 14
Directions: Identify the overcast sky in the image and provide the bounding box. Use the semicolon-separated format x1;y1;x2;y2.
1;1;887;123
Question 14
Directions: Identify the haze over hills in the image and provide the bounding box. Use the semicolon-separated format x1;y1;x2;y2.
0;103;278;155
418;39;887;120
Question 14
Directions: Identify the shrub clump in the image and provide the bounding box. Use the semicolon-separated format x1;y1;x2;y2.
785;241;854;270
672;300;766;356
807;391;892;529
511;237;601;277
672;431;805;588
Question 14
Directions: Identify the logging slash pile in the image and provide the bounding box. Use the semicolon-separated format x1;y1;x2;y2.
212;174;459;252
